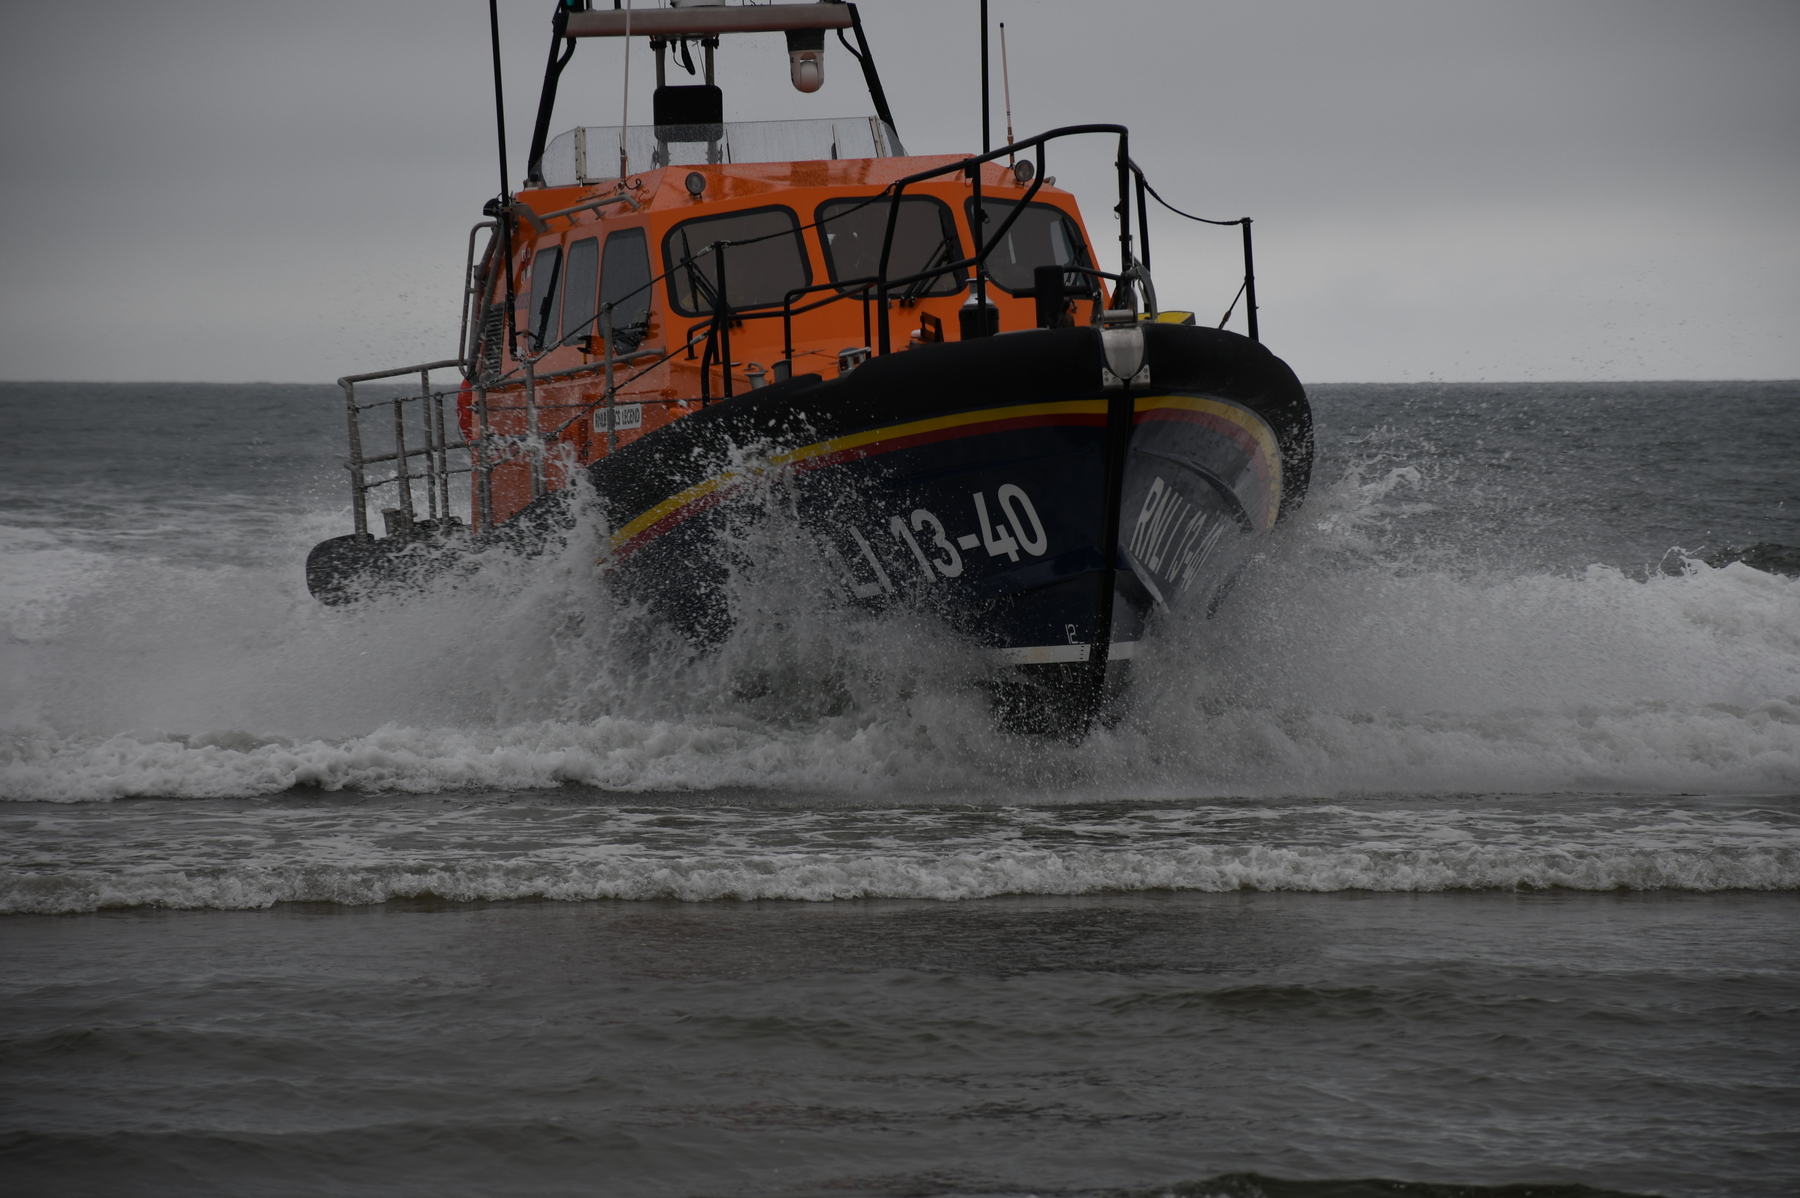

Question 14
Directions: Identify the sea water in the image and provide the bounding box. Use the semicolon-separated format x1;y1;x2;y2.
1;379;1797;1197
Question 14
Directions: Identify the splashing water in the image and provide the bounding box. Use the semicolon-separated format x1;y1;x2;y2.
2;381;1797;804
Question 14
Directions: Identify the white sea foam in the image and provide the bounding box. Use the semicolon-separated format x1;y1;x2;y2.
0;717;967;800
5;790;1795;913
2;444;1798;802
0;524;116;640
5;840;1795;915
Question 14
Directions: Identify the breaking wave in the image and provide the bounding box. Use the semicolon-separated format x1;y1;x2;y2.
3;425;1798;912
3;458;1797;802
6;795;1796;913
6;836;1796;915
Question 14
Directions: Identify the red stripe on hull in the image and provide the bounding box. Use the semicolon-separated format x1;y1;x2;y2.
1134;407;1266;462
611;488;731;563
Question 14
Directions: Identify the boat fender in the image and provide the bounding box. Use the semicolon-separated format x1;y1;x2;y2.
1099;324;1149;389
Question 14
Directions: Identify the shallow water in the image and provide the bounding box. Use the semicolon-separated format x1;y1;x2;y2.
5;889;1795;1197
2;379;1798;1195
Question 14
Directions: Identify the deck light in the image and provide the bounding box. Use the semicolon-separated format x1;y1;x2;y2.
786;28;824;93
1011;160;1035;185
685;171;706;197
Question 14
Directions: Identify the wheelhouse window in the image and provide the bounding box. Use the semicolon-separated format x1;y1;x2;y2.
559;237;599;346
662;206;810;317
966;199;1099;297
816;196;966;297
526;245;563;350
600;227;653;350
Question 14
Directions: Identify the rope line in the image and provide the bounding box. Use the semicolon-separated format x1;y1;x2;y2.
1138;176;1244;227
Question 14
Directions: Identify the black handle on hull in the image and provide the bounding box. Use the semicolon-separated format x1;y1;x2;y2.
1086;381;1135;728
1242;219;1259;343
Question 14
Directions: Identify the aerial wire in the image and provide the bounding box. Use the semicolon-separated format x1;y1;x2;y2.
619;0;634;179
979;0;990;154
487;0;518;354
1000;21;1014;165
975;0;990;336
488;0;510;197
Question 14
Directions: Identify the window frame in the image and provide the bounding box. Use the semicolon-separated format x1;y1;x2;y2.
599;225;655;351
962;198;1100;298
525;243;564;351
559;236;600;347
813;194;968;298
660;204;812;318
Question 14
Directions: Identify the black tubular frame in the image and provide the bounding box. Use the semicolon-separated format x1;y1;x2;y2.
872;124;1132;354
466;124;1265;414
524;2;575;189
522;0;905;190
651;124;1267;402
842;4;901;144
676;126;1164;398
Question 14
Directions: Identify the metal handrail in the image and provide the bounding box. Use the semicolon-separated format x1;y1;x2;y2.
457;221;497;377
337;359;467;539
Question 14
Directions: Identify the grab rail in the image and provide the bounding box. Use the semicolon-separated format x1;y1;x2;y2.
672;124;1263;365
337;359;468;540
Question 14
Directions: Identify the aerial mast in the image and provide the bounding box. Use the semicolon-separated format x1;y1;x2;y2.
619;0;634;179
979;0;991;154
1000;21;1014;165
486;0;516;354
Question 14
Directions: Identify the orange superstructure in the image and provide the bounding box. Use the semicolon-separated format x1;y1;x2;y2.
464;158;1108;529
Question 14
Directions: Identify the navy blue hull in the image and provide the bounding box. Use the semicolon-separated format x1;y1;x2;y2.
596;324;1310;720
307;324;1310;726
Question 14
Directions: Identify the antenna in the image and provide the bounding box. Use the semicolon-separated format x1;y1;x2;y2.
487;0;516;356
487;0;510;197
1000;21;1014;165
619;0;634;179
979;0;990;155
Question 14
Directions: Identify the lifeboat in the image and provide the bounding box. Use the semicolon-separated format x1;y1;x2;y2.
306;1;1314;732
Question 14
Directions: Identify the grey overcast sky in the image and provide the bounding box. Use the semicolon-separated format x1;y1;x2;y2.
1;0;1795;383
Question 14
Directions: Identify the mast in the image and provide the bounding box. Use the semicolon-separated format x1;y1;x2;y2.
1000;22;1014;164
980;0;991;155
487;0;517;355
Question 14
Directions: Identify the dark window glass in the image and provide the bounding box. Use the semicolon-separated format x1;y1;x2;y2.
816;196;966;298
527;245;562;350
662;206;810;317
560;237;599;345
600;227;653;351
965;200;1098;297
